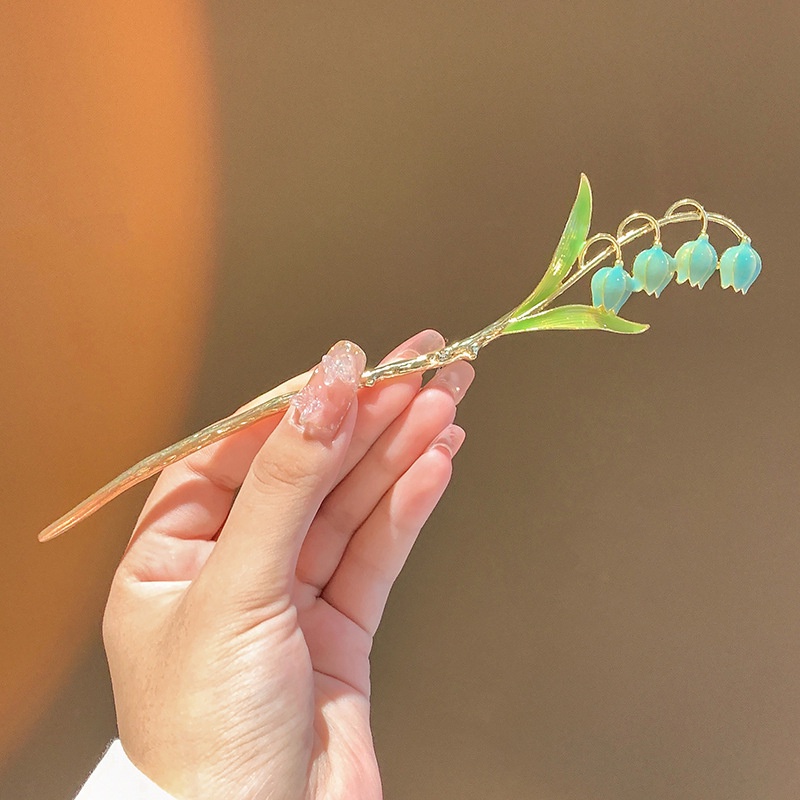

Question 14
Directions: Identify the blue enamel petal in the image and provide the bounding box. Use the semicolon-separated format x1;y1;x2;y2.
690;235;719;288
719;240;762;294
664;252;677;295
674;240;693;284
591;266;616;310
633;244;673;297
591;267;609;308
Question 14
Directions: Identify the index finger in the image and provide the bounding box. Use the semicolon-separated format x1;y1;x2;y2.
120;369;313;578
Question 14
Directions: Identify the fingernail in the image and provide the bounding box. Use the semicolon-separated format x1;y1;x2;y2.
290;341;367;441
426;361;475;405
428;424;466;458
382;329;445;364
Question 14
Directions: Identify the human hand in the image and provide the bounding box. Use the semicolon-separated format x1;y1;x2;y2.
102;330;473;800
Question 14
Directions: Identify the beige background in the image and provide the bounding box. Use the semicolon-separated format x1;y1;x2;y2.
3;1;800;798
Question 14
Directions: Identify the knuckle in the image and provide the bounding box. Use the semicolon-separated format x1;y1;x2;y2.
249;451;316;495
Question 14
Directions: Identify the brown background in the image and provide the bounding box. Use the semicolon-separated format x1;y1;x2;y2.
2;1;800;798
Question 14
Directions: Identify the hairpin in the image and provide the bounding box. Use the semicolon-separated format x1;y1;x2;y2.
38;174;761;542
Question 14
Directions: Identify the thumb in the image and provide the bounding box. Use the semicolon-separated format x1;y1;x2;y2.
196;340;367;613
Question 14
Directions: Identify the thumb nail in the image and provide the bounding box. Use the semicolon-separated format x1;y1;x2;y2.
290;340;366;442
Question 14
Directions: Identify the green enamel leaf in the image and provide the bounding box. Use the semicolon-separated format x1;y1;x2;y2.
502;304;649;335
515;174;592;315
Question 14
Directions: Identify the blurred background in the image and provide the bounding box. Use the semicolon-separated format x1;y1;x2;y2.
1;2;798;798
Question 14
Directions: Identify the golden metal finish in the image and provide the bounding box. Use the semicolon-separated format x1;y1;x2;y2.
579;232;624;269
617;211;661;246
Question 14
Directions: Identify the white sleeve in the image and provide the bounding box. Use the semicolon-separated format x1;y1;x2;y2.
75;740;176;800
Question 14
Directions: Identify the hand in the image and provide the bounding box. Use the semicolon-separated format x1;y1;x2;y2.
102;330;474;800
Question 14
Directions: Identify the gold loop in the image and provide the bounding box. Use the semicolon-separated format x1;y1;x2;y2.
578;232;623;270
665;198;708;237
617;212;661;247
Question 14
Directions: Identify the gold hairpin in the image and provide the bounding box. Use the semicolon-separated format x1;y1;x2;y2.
39;174;761;542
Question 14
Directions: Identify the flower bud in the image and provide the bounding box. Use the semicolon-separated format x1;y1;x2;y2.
674;234;718;288
591;262;639;314
632;243;674;297
718;240;761;294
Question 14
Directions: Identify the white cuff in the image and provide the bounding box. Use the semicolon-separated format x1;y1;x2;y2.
75;740;176;800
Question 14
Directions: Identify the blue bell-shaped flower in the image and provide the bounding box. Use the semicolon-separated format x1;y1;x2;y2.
674;233;718;288
632;243;674;297
591;262;640;314
718;239;761;294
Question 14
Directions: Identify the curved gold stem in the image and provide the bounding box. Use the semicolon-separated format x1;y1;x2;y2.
617;211;661;247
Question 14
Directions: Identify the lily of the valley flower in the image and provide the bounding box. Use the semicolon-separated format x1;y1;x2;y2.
591;262;641;313
719;240;762;294
632;243;675;297
675;233;718;288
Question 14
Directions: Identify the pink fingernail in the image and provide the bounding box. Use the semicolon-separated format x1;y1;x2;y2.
426;361;475;405
382;329;444;364
428;424;466;458
290;341;367;441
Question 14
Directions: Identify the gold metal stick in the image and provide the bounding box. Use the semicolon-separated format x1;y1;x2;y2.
37;343;482;542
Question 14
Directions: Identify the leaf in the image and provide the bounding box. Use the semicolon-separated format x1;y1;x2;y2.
515;174;593;315
502;304;649;335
